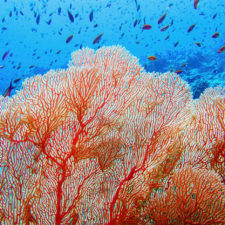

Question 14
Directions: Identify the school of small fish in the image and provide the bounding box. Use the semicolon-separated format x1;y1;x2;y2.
0;0;224;96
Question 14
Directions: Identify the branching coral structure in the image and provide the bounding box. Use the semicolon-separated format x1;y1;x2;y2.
0;46;224;224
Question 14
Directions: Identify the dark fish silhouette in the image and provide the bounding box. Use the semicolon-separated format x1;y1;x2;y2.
165;35;170;40
136;4;140;11
66;34;74;43
17;63;21;70
158;13;167;24
174;41;179;47
36;14;40;24
174;70;183;74
58;7;61;15
2;50;9;60
187;24;196;32
3;81;15;97
46;19;52;25
195;42;201;47
212;32;219;38
212;14;217;19
89;10;93;22
143;17;146;24
13;78;21;83
56;50;61;54
93;33;103;44
133;19;138;27
67;10;74;22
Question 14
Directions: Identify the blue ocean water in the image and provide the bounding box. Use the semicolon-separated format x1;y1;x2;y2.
0;0;224;98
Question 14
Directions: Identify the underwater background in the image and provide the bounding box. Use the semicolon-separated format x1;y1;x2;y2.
0;0;225;99
1;1;225;224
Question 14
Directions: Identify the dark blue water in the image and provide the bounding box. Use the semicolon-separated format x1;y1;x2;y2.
0;0;224;98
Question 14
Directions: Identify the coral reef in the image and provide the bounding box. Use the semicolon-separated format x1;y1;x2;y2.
0;46;224;224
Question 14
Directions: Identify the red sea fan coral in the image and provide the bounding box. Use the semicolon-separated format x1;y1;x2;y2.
0;46;224;225
193;87;225;182
145;165;225;225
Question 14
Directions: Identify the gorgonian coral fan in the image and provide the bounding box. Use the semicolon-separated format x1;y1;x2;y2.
0;46;224;224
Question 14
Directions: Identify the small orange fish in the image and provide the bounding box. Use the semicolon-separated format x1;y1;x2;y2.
212;32;219;38
148;55;157;61
194;0;199;9
174;70;183;74
142;24;152;30
160;24;170;32
218;46;225;54
181;63;188;67
195;42;201;47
